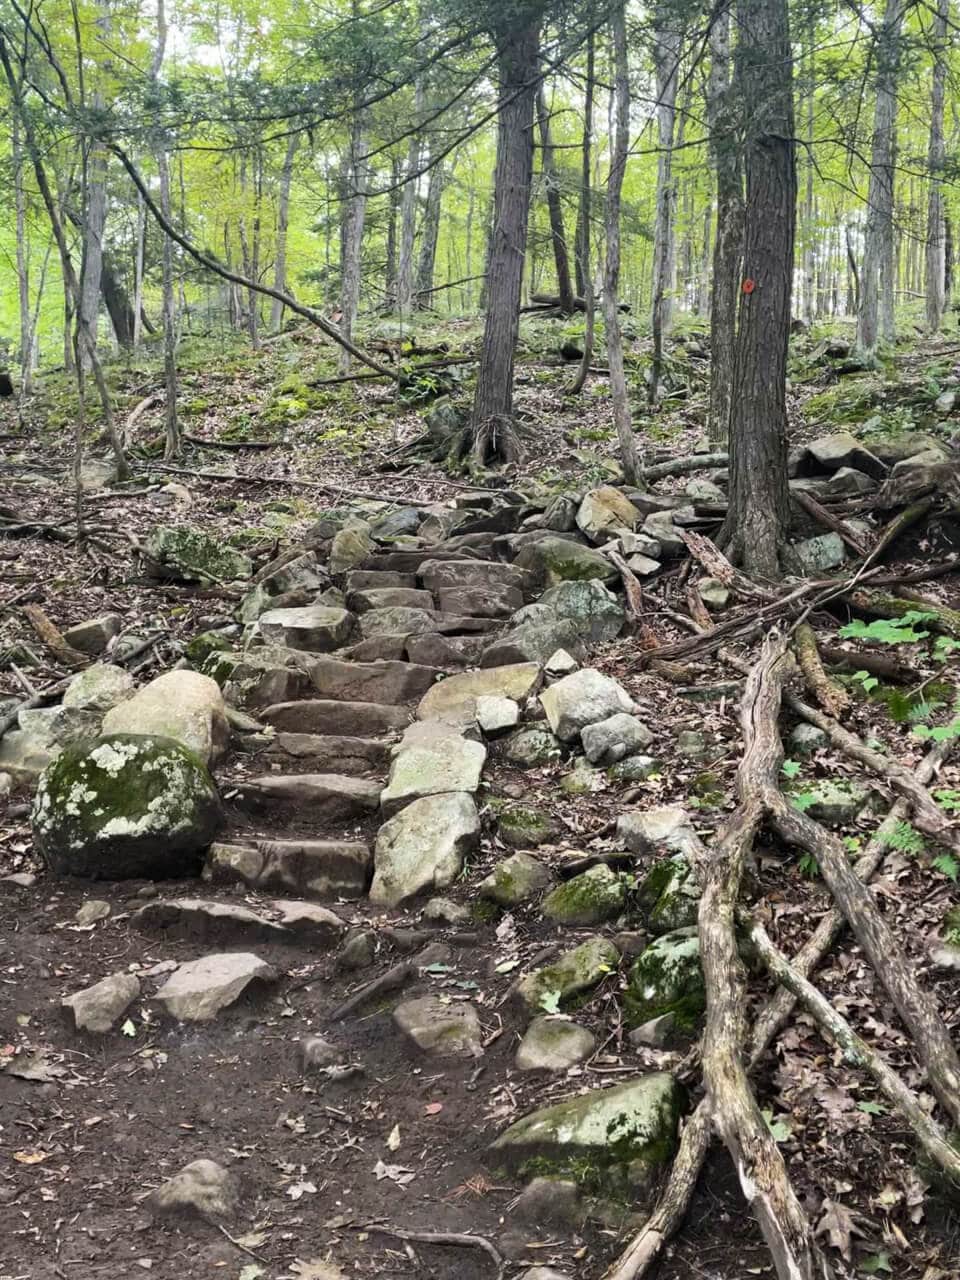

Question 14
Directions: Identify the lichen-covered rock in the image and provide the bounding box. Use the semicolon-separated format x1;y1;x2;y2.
144;525;253;583
541;864;627;926
534;579;626;645
328;520;374;574
501;727;562;768
480;618;586;669
491;799;560;849
514;537;618;589
358;606;436;638
560;758;604;795
478;851;554;907
792;532;845;574
581;713;653;765
489;1073;684;1197
639;855;700;934
617;805;698;856
476;695;520;734
607;755;660;782
380;721;486;813
576;487;642;543
101;670;228;766
148;1158;241;1220
517;937;619;1011
790;778;871;824
32;734;222;880
516;1017;596;1071
259;605;356;652
625;928;705;1031
393;996;482;1057
370;792;480;907
540;669;635;742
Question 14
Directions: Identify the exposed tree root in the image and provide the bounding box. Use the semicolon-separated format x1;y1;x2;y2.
793;622;850;718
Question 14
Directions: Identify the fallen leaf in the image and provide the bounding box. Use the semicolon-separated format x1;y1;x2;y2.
424;1102;443;1116
291;1261;347;1280
386;1124;401;1151
286;1180;317;1200
121;1020;137;1037
13;1149;47;1164
816;1199;865;1261
4;1052;67;1083
238;1266;264;1280
373;1159;415;1185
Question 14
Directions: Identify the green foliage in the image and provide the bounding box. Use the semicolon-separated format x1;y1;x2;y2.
852;669;878;694
761;1109;793;1143
883;821;926;855
781;759;802;779
797;852;820;878
838;612;935;646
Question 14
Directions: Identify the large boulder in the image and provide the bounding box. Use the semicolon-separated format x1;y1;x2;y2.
576;486;642;543
380;721;486;812
393;997;482;1057
480;618;586;669
489;1074;684;1197
144;526;253;583
370;792;480;907
417;663;542;726
801;431;886;480
101;670;228;766
32;734;222;880
539;669;635;742
259;605;356;652
534;579;626;644
514;537;618;589
329;520;374;574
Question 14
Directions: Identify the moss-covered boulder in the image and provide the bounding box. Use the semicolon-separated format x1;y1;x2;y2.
329;520;373;574
491;799;560;848
561;757;605;795
489;1073;684;1198
624;928;705;1031
517;937;619;1011
639;856;700;934
501;727;562;768
542;865;627;926
514;537;618;589
478;851;554;907
32;734;222;880
184;631;235;669
144;526;253;583
536;579;626;644
791;778;872;825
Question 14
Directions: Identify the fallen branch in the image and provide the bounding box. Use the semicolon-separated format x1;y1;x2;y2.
640;451;728;481
817;642;917;684
325;961;413;1022
793;623;850;718
607;548;645;619
182;434;283;451
790;488;870;557
866;499;934;563
746;914;960;1188
679;528;777;602
360;1223;504;1279
846;587;960;638
22;603;87;669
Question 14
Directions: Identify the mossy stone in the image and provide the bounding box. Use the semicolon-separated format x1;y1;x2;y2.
607;755;660;783
144;526;253;583
478;852;553;907
185;631;235;667
561;758;604;795
624;928;705;1031
491;799;560;849
32;733;222;880
501;728;562;768
517;937;620;1011
639;856;700;934
542;865;627;926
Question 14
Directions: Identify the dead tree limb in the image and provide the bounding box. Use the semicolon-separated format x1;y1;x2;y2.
607;548;645;619
679;528;777;601
746;914;960;1189
867;499;934;561
640;451;728;480
792;623;850;718
790;489;869;557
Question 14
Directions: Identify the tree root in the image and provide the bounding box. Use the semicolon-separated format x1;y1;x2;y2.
793;622;850;718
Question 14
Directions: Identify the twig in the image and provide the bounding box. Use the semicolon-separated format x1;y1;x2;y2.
214;1223;269;1265
359;1223;504;1279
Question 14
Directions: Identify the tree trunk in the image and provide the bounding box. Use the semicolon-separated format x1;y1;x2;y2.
151;0;179;458
706;5;743;444
13;113;33;395
270;134;298;333
415;159;445;306
723;0;795;578
604;1;639;485
133;191;147;347
945;211;953;310
79;144;108;366
469;5;542;461
924;0;948;331
101;254;136;348
385;155;400;306
396;78;424;318
536;83;574;314
856;0;902;359
801;12;816;327
567;30;595;398
649;2;680;404
339;115;368;372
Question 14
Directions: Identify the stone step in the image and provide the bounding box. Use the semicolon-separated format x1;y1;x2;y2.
134;896;345;947
418;557;529;596
344;569;417;592
204;837;371;898
234;773;382;820
380;721;486;815
416;661;543;726
261;699;410;736
265;732;392;774
359;547;482;572
346;586;435;613
306;657;442;704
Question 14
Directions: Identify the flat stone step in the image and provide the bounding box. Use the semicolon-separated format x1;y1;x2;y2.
204;837;371;898
266;732;392;773
134;896;344;946
155;953;278;1021
418;558;529;595
344;569;417;591
416;662;543;726
306;657;442;704
380;721;486;814
234;773;382;820
347;587;435;613
359;548;482;573
261;700;409;736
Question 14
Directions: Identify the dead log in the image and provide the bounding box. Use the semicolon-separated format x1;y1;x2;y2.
866;499;934;561
790;489;870;557
792;623;850;718
22;604;87;670
817;642;917;683
679;528;777;601
607;548;645;619
641;451;728;481
846;587;960;638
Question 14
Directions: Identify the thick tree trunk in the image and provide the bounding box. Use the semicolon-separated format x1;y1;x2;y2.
649;2;680;405
856;0;902;358
470;6;542;461
133;191;147;347
924;0;948;332
396;77;425;317
706;6;743;445
535;84;574;314
415;159;445;307
101;254;135;349
801;13;816;326
79;144;108;364
338;116;368;372
270;134;298;333
724;0;795;578
151;0;179;458
604;1;639;485
567;31;595;398
13;114;33;395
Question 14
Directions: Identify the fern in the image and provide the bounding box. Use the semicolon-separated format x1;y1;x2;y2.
797;852;820;879
883;821;926;856
932;854;960;883
934;788;960;813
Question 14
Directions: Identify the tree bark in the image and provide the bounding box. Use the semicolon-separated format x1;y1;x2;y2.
535;83;574;314
856;0;902;358
270;134;299;333
338;115;368;372
706;4;743;445
605;0;640;485
567;31;595;397
470;4;542;461
133;190;147;347
12;113;34;395
649;2;680;405
924;0;948;332
415;159;445;307
723;0;795;577
396;76;424;317
101;253;136;349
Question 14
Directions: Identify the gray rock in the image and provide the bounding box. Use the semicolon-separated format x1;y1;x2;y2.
581;713;653;765
329;520;374;574
101;670;229;766
560;757;604;795
144;526;252;583
155;953;278;1021
299;1034;341;1069
676;729;709;758
492;800;561;849
75;899;111;926
607;755;660;782
256;550;327;597
576;486;642;543
268;732;391;775
684;477;725;504
516;937;620;1011
616;530;662;559
476;695;520;734
514;537;618;589
540;669;635;742
519;1269;574;1280
273;899;346;942
62;613;122;656
308;657;441;705
626;928;704;1031
824;466;876;497
63;663;135;714
697;577;730;610
203;838;371;899
545;648;578;675
479;852;554;907
337;929;377;970
793;778;871;824
501;727;562;768
935;389;956;414
259;605;356;652
535;579;626;644
639;855;700;934
787;723;827;757
147;1158;241;1220
417;663;542;726
626;553;662;577
63;972;140;1033
393;996;482;1056
345;569;417;592
262;698;409;736
480;618;586;669
628;1012;677;1048
617;805;698;857
513;1179;584;1230
135;897;290;945
418;558;527;594
804;431;886;480
380;721;486;812
32;734;222;880
516;1018;596;1071
348;586;435;613
236;772;382;822
422;896;470;925
541;864;627;925
370;792;480;907
640;511;685;558
489;1074;683;1197
371;507;423;540
437;583;524;618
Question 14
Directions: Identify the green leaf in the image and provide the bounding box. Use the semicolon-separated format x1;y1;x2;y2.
781;759;801;779
860;1252;892;1274
856;1100;885;1115
538;989;562;1015
838;614;933;646
121;1020;136;1037
761;1108;792;1143
932;853;960;883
